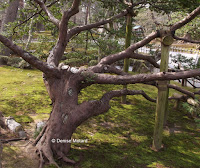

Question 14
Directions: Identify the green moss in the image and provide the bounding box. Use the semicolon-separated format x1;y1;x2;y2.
1;66;200;168
0;66;51;123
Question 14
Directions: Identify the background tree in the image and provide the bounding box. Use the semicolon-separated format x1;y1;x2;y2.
0;0;199;167
0;0;20;56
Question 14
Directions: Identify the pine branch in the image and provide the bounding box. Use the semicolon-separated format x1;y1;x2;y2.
34;0;60;26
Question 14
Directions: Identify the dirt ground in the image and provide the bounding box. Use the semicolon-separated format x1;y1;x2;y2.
1;123;39;168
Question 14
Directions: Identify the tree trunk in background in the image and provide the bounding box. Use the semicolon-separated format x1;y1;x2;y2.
84;1;91;55
0;0;20;56
121;14;132;104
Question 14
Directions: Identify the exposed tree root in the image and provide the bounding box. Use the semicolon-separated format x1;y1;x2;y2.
57;151;76;164
35;133;75;168
38;150;45;168
33;123;47;146
37;146;60;168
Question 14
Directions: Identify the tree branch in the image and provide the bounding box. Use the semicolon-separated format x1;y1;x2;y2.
0;34;60;77
92;68;200;85
173;35;200;44
88;64;129;75
68;9;128;38
66;0;81;18
0;138;27;144
79;89;156;119
99;51;159;68
170;6;200;32
168;84;195;98
96;6;200;68
100;89;156;103
13;0;60;33
129;31;159;51
46;0;81;67
98;31;159;65
34;0;60;27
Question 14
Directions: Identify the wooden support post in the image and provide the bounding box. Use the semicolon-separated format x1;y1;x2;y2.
122;13;132;104
152;35;173;151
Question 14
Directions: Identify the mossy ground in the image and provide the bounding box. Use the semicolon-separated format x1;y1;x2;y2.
0;66;200;168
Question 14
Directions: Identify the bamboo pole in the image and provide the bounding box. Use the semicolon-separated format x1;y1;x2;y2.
152;35;173;151
121;13;132;104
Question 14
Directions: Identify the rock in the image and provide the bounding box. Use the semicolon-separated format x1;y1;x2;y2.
36;121;46;132
5;116;23;132
18;130;27;138
187;98;199;106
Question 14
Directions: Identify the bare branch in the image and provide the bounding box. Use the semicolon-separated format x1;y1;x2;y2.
170;6;200;32
129;31;159;51
99;49;159;68
34;0;60;27
78;89;156;119
173;35;200;44
0;34;60;77
98;31;158;66
0;138;27;143
168;84;195;98
88;64;129;75
100;89;156;103
92;68;200;85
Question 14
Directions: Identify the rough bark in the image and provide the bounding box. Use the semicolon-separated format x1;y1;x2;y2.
34;72;111;167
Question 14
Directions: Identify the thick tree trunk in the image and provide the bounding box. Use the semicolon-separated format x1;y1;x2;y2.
34;76;79;166
35;104;76;166
34;73;109;167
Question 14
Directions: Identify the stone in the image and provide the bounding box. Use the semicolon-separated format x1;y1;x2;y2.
187;98;198;106
36;121;46;132
5;117;23;132
18;130;27;138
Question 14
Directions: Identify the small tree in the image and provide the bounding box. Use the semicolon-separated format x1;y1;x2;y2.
0;0;200;167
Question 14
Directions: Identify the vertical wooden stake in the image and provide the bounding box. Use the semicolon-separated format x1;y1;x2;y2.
152;35;173;151
122;13;132;104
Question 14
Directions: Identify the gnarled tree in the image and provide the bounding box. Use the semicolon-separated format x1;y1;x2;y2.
0;0;200;167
